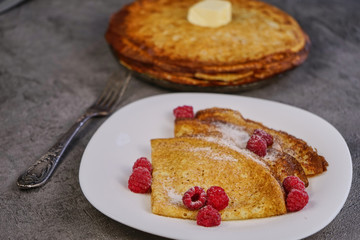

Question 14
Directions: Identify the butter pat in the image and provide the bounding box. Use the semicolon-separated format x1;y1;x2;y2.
187;0;232;28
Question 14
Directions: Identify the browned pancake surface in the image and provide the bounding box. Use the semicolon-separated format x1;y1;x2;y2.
151;137;287;220
106;0;310;86
194;107;328;176
174;118;309;185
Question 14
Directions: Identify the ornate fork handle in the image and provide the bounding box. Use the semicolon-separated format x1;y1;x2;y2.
17;72;131;189
17;112;96;189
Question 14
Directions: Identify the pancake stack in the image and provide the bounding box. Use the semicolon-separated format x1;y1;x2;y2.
106;0;310;88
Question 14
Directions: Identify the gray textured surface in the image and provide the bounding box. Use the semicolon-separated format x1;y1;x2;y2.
0;0;359;239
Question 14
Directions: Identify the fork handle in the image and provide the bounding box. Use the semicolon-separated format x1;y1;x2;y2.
17;114;92;189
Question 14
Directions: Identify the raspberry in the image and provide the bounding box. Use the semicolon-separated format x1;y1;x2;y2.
132;157;152;173
173;105;194;119
196;205;221;227
286;189;309;212
182;186;207;210
246;134;267;157
128;167;152;193
206;186;229;211
253;129;273;146
283;176;306;193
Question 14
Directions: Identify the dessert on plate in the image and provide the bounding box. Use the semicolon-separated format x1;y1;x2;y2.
146;107;327;222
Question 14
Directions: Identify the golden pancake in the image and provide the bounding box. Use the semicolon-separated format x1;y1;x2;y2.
106;0;310;88
174;118;309;185
193;107;328;176
151;137;287;220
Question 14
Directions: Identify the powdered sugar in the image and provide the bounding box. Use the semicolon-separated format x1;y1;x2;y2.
195;136;267;167
272;140;282;151
213;122;250;149
166;187;183;205
190;146;212;153
263;149;278;161
201;136;241;152
189;145;238;162
212;154;238;162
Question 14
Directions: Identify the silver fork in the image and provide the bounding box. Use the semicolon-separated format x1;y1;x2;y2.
17;72;132;189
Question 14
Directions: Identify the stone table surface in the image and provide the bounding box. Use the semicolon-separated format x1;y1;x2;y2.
1;0;359;239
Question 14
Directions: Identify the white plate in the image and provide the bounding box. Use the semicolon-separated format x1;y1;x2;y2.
79;93;352;240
